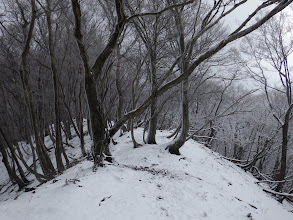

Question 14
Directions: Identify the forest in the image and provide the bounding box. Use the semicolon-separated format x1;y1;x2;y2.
0;0;292;199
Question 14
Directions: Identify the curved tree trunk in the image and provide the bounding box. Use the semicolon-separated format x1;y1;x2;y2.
71;0;126;166
86;74;109;165
0;81;29;184
167;8;189;155
15;142;48;183
168;78;189;155
0;128;29;184
0;143;26;190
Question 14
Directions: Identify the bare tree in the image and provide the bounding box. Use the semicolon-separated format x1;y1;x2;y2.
127;1;172;144
242;12;293;191
16;0;56;178
71;0;293;167
36;0;66;173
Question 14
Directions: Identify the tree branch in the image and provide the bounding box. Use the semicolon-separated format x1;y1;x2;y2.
125;0;196;22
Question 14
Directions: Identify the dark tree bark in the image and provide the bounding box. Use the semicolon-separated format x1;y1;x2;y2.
0;81;30;184
115;48;124;122
14;142;48;183
0;128;29;184
0;142;26;190
71;0;126;166
79;79;86;156
276;104;293;191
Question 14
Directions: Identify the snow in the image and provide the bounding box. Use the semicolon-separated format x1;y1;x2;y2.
0;128;292;220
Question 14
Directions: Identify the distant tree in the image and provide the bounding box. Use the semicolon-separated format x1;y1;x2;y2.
242;12;293;191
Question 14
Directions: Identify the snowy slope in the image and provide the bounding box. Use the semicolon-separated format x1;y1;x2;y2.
0;128;292;220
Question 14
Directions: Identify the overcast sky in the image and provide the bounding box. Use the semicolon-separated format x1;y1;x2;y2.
227;0;260;28
224;1;293;87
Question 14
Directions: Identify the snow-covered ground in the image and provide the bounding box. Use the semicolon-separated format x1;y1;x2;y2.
0;128;292;220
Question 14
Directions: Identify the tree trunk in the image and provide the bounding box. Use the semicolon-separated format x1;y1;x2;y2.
146;97;158;144
71;0;126;166
64;121;73;140
0;129;29;184
275;105;293;191
0;83;29;184
85;74;110;165
167;9;189;155
46;0;64;173
115;48;124;122
19;0;55;179
79;80;86;156
169;78;189;155
130;78;141;148
0;143;26;190
15;142;48;183
146;51;158;144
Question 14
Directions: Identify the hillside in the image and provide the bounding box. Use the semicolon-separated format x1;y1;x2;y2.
0;128;292;220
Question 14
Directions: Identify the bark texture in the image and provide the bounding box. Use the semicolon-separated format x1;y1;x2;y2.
71;0;126;166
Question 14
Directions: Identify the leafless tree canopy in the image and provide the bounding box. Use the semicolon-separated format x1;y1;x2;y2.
0;0;292;195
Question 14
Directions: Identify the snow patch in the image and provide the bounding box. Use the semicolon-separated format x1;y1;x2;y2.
0;128;292;220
